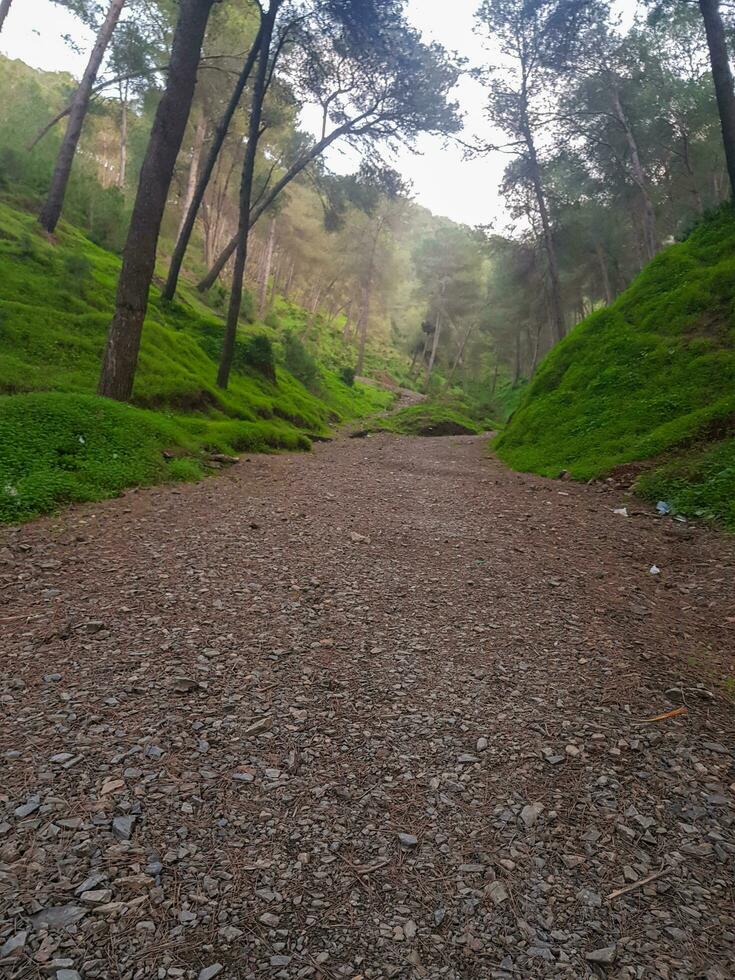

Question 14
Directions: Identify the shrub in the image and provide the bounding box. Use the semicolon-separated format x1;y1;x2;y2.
283;332;319;390
340;366;356;387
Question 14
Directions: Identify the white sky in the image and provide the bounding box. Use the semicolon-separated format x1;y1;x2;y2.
0;0;633;228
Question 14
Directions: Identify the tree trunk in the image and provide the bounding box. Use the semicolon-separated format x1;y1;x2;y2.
118;84;128;188
446;323;474;384
0;0;13;34
98;0;216;401
513;333;522;384
163;25;262;300
197;116;363;292
594;241;613;305
218;5;277;390
176;111;207;242
39;0;125;233
699;0;735;199
424;312;442;386
355;218;383;376
258;218;276;318
522;117;565;343
355;285;371;376
610;85;657;261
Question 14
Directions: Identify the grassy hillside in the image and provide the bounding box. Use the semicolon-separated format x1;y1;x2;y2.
496;205;735;529
0;201;397;523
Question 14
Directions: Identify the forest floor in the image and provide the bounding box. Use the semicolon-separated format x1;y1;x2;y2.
1;433;734;980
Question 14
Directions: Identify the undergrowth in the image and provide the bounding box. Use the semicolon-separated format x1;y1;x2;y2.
0;201;396;523
496;204;735;529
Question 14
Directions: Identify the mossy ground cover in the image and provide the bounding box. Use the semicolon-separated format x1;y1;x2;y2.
496;205;735;529
369;401;491;437
0;202;394;523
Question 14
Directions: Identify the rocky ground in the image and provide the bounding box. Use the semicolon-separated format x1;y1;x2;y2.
1;433;734;980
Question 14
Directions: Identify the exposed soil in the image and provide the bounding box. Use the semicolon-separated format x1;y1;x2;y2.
1;434;734;980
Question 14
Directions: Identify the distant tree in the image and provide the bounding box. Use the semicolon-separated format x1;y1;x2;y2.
694;0;735;197
39;0;126;232
98;0;217;401
218;0;282;389
196;2;461;299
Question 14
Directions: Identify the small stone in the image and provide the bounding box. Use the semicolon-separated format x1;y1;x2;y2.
398;833;418;848
259;912;280;927
476;737;488;752
586;946;617;965
0;931;27;957
198;967;224;980
14;799;40;818
56;972;82;980
520;803;543;828
30;905;86;930
81;889;112;905
112;815;135;840
486;880;509;906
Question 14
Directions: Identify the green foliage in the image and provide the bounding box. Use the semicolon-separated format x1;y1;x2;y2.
340;366;356;387
371;402;484;437
0;202;394;523
496;206;735;527
282;331;319;390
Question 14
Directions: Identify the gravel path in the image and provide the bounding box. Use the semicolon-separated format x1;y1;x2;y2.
1;434;734;980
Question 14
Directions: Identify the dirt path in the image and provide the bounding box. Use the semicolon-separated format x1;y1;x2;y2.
1;435;734;980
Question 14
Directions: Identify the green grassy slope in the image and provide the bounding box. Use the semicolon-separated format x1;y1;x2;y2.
0;202;395;523
496;205;735;528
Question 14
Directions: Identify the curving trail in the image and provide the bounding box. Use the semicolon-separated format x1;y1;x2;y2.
1;434;734;979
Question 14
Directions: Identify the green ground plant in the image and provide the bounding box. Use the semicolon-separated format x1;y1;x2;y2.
496;205;735;528
0;202;395;523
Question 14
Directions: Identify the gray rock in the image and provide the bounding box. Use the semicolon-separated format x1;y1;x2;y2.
30;905;86;930
586;946;617;965
0;931;27;957
14;799;40;818
520;803;543;828
112;815;135;840
198;967;224;980
398;832;418;848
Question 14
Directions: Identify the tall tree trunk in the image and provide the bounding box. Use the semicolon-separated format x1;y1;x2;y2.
176;111;207;242
446;323;474;384
0;0;14;34
258;218;276;318
355;218;383;376
594;241;613;305
196;116;365;292
513;333;522;384
699;0;735;198
98;0;216;401
218;5;277;390
610;85;657;261
355;286;371;376
118;83;128;188
163;25;261;300
39;0;125;233
522;117;565;344
491;360;499;395
424;312;442;386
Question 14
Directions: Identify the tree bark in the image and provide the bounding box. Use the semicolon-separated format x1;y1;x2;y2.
610;85;657;262
118;78;129;188
446;322;474;384
98;0;216;401
521;116;565;344
258;218;276;317
424;312;442;386
699;0;735;198
163;25;262;301
39;0;125;233
0;0;13;31
218;5;277;390
0;0;13;34
355;217;383;376
176;111;207;242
